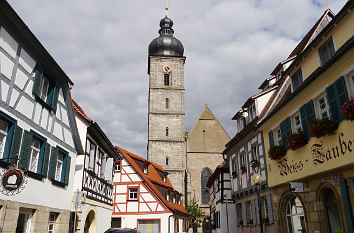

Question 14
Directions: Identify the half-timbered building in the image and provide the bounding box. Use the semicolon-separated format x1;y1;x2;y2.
0;1;83;232
207;161;236;233
113;146;188;233
72;100;121;233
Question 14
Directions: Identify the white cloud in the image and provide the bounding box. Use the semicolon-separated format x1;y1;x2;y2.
8;0;348;156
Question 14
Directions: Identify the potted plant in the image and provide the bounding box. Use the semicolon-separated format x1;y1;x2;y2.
268;145;287;160
240;165;247;174
285;132;308;151
341;98;354;120
309;118;337;138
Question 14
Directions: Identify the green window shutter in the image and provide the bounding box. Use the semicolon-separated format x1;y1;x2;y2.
339;178;354;232
48;147;58;180
33;67;43;97
266;193;274;224
51;85;59;110
64;155;71;185
280;117;292;148
41;143;51;177
326;76;349;123
8;125;23;164
268;131;274;147
300;100;315;139
18;131;33;170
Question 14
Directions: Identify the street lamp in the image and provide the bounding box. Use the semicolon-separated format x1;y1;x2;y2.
250;159;264;233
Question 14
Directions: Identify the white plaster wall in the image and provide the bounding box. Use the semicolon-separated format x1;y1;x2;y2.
78;203;112;233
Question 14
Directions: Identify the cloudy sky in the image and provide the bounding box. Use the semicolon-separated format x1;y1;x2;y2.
8;0;347;157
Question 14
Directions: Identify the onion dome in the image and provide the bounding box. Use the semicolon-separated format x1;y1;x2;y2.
148;16;184;57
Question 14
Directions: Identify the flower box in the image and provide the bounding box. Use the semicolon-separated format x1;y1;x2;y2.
309;118;337;138
285;132;308;151
268;145;286;160
341;98;354;120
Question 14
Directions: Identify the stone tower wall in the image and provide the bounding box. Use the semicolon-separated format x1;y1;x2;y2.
148;56;186;195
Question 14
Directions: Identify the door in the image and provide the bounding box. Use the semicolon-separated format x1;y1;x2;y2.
16;209;32;233
325;190;342;233
138;219;160;233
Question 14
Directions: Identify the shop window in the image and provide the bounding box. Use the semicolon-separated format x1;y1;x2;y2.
129;187;138;201
16;208;33;233
291;68;303;92
318;37;335;66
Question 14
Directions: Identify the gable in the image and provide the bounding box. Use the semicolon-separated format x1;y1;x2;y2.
187;106;230;153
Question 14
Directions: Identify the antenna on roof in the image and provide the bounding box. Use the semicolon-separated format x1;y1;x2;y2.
165;0;169;16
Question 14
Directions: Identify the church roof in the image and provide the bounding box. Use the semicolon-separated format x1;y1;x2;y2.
115;146;188;216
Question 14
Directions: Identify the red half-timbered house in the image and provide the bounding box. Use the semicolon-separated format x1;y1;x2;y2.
112;147;188;233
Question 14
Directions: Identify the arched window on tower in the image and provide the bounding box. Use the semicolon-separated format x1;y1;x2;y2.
201;168;211;204
164;74;170;86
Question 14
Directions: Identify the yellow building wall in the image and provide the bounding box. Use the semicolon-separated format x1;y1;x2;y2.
291;9;354;81
261;48;354;187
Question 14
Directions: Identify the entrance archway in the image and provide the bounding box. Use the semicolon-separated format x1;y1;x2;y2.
278;193;307;233
324;189;342;233
84;210;96;233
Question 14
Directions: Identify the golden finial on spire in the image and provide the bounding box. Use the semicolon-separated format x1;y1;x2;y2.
165;0;169;16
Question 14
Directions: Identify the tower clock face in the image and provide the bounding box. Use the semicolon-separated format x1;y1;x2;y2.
163;66;172;74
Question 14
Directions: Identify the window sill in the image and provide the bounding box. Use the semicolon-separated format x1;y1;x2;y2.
50;179;66;188
34;95;55;112
26;170;45;180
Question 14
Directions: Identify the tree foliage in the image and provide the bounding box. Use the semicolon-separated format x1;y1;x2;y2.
185;199;205;230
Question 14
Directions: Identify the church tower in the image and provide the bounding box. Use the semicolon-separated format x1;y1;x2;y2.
147;16;186;195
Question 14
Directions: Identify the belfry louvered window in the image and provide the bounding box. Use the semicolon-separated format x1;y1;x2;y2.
201;168;211;204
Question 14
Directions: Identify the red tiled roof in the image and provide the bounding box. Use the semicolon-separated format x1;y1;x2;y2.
72;100;92;122
115;146;188;216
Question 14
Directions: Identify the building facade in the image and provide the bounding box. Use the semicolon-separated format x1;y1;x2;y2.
113;146;188;233
147;16;186;196
0;1;83;232
71;101;121;233
207;162;237;233
259;2;354;232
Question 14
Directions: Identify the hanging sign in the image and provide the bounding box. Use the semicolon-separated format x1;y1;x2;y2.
288;182;304;193
0;166;27;196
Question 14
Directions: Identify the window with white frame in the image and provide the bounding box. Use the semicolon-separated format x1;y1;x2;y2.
292;113;302;133
318;37;335;66
29;138;41;173
316;93;330;119
349;75;354;97
47;213;57;233
129;188;138;200
240;152;246;166
173;195;176;203
0;119;8;159
55;152;64;181
163;175;166;182
114;161;121;172
96;150;103;175
251;144;258;161
237;117;245;132
40;76;50;103
291;68;303;91
275;127;282;146
143;165;148;174
166;192;170;201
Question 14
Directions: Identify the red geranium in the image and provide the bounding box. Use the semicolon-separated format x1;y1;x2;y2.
341;98;354;120
286;132;308;151
309;118;337;138
268;145;287;160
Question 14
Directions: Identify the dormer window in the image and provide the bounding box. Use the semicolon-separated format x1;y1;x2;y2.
33;68;59;110
248;105;256;121
163;175;166;183
143;165;148;174
178;198;181;205
173;195;176;203
166;192;170;201
318;37;335;66
114;161;121;172
237;117;246;132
